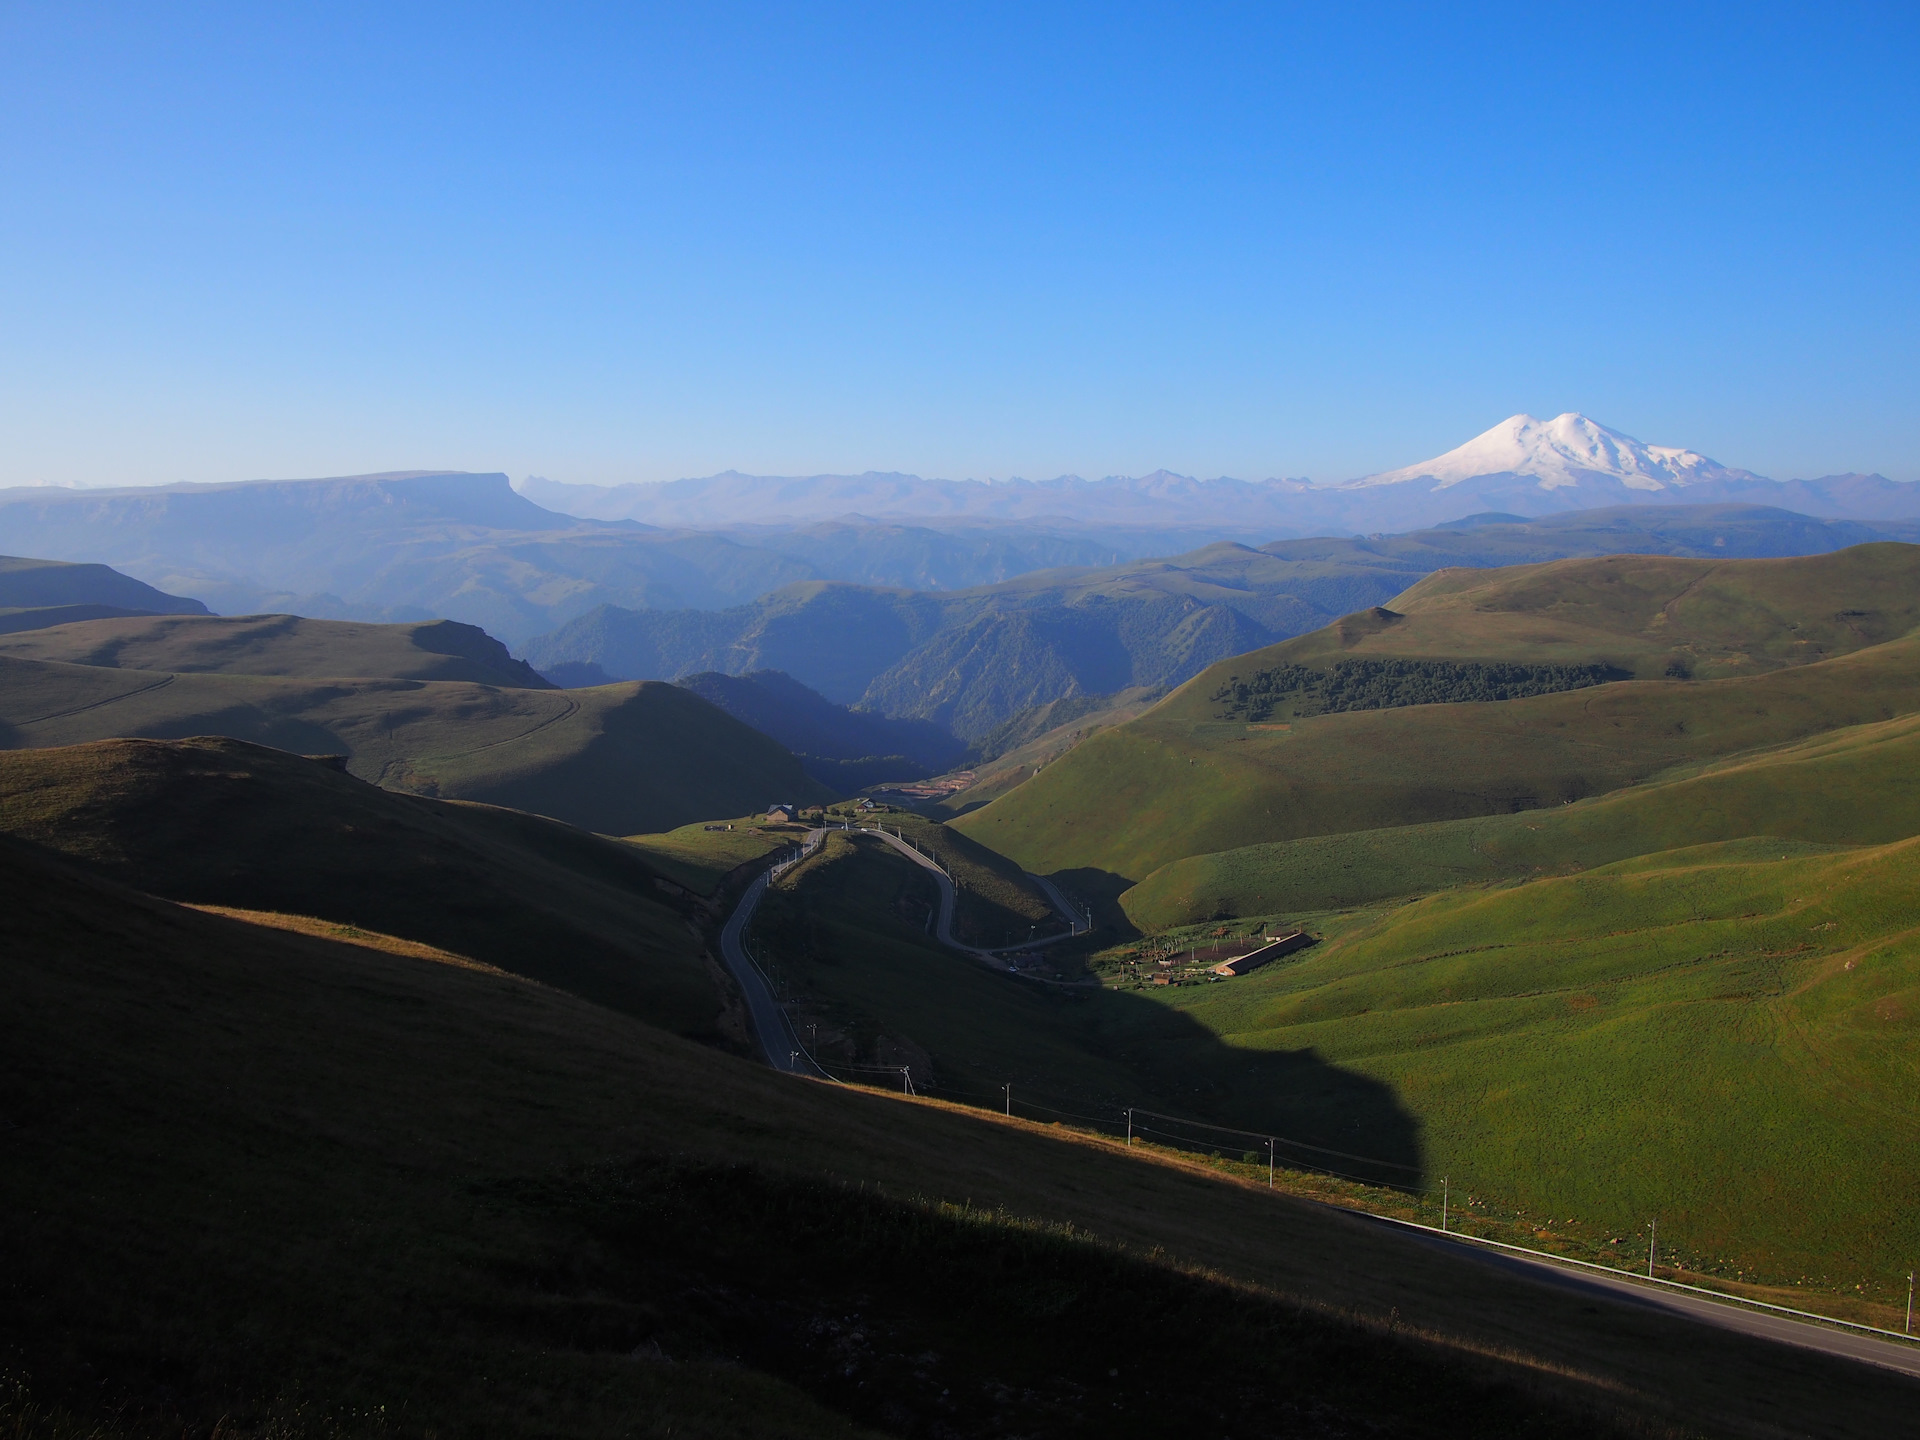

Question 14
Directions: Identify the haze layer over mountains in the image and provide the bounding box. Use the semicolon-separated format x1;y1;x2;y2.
518;413;1916;532
3;412;1915;750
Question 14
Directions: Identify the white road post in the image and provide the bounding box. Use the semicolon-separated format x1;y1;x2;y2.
1649;1219;1658;1279
1441;1177;1448;1233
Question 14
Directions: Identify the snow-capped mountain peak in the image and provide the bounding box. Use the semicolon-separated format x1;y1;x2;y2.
1351;413;1758;493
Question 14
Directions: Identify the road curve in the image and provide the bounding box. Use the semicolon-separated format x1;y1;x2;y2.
1367;1214;1920;1380
716;830;828;1074
857;826;1005;967
1024;871;1086;937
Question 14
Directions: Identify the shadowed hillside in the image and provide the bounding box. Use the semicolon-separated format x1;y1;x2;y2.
0;611;553;687
675;668;966;788
0;657;831;833
0;736;723;1033
0;553;209;614
6;758;1920;1435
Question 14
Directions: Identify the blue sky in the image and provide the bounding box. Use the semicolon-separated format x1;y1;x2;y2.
2;2;1915;487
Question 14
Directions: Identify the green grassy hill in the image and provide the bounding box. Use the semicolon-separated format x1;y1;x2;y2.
622;813;805;895
1134;834;1920;1295
1122;709;1920;927
0;611;552;687
0;736;724;1034
751;807;1920;1312
13;819;1882;1438
0;656;831;834
956;545;1920;882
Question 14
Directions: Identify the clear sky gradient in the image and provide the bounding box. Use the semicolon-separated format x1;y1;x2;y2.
3;2;1915;487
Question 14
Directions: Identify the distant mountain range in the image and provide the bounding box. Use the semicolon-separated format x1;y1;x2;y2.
674;669;968;790
0;472;1157;643
519;414;1919;532
522;503;1920;741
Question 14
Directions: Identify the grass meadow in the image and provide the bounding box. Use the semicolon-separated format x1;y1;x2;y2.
1141;837;1920;1297
21;828;1849;1439
1121;708;1920;926
957;580;1920;883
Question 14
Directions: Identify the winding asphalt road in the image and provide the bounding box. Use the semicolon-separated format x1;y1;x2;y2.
857;826;1005;965
716;829;827;1075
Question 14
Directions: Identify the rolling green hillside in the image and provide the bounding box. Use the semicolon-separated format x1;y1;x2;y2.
0;656;830;834
1122;709;1920;927
957;545;1920;882
12;825;1861;1438
751;807;1920;1308
1140;836;1920;1293
0;736;723;1034
621;813;804;895
0;611;552;687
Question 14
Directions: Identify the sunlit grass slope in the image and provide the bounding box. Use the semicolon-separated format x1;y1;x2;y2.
0;655;831;833
620;813;802;895
0;611;551;687
10;835;1865;1437
957;549;1920;882
1122;709;1920;926
1372;543;1920;681
1154;837;1920;1289
0;736;725;1034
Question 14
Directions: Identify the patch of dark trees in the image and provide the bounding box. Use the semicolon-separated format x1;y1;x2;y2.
1211;658;1631;722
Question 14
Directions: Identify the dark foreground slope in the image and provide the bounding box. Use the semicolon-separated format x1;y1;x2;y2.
0;659;831;832
0;612;552;688
0;737;722;1034
6;835;1917;1438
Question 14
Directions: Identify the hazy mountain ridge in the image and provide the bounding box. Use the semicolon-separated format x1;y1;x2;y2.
674;668;968;788
522;504;1920;740
519;416;1919;532
523;554;1345;739
0;473;1183;643
0;553;209;617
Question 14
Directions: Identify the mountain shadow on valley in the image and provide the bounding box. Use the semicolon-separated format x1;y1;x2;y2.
753;833;1425;1190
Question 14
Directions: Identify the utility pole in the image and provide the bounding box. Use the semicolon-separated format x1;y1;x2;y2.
1649;1219;1658;1279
